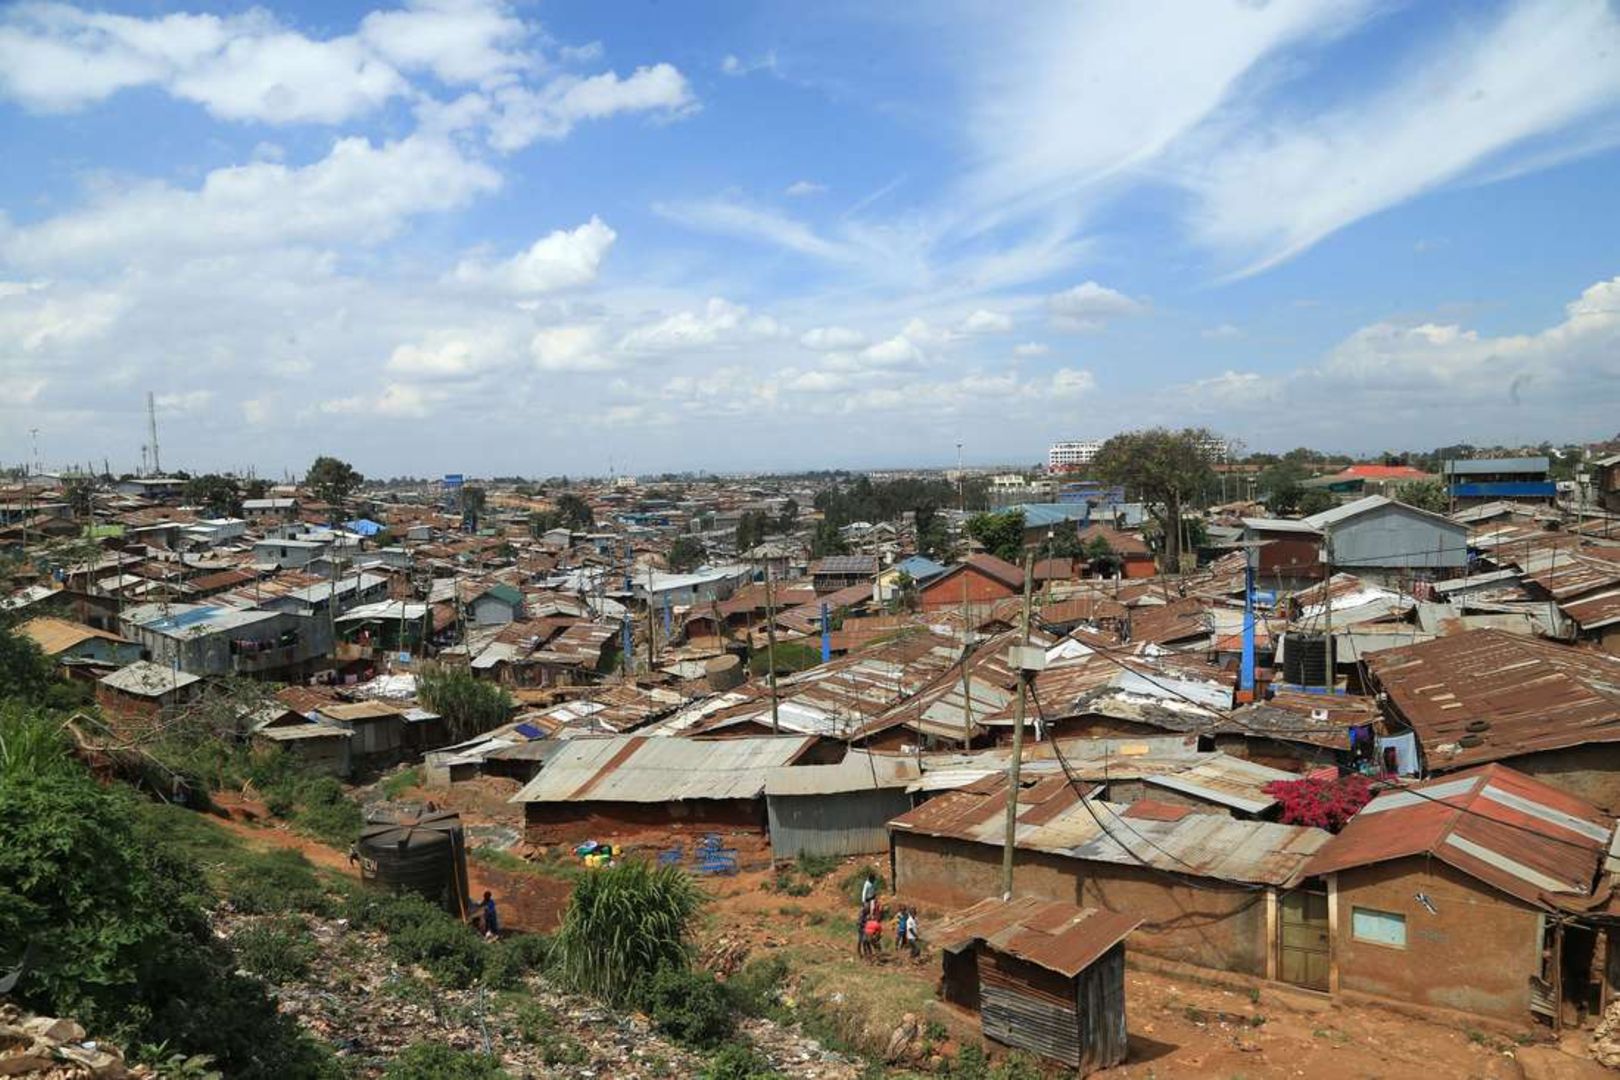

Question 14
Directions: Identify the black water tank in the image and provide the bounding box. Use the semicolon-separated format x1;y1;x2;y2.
356;810;470;918
1285;633;1333;687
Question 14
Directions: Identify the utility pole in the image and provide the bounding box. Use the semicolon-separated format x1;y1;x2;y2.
956;440;976;750
764;557;780;734
147;392;161;475
1321;527;1333;695
1000;552;1035;899
645;563;656;670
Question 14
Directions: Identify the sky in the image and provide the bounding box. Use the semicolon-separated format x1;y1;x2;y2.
3;0;1620;480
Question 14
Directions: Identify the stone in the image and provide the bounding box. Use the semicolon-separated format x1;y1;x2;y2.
21;1018;85;1044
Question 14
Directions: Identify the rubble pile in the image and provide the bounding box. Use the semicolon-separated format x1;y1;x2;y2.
0;1006;149;1079
1593;999;1620;1069
217;911;864;1078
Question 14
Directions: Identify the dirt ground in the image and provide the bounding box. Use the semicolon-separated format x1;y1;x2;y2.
214;773;1606;1079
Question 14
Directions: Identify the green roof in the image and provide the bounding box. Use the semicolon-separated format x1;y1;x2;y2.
482;583;523;607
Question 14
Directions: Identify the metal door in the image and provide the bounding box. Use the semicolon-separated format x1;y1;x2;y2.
1280;889;1330;991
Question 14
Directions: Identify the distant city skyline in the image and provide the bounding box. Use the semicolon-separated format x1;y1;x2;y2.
3;1;1620;476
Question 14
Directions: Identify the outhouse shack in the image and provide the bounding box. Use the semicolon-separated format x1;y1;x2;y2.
934;896;1139;1073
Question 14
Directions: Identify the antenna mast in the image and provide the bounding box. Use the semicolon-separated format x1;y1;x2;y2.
147;392;161;475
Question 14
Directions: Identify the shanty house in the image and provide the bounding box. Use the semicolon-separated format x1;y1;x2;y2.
889;773;1329;979
316;700;408;763
935;896;1138;1073
510;733;832;843
1244;496;1468;589
97;660;202;724
1074;524;1155;578
764;750;919;861
470;583;524;626
810;555;878;594
1302;765;1615;1025
918;554;1025;614
1364;629;1620;810
249;706;354;777
17;616;142;674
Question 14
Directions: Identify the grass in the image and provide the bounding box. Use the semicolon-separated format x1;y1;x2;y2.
137;803;341;914
471;844;579;882
232;916;317;983
379;767;422;800
794;852;840;879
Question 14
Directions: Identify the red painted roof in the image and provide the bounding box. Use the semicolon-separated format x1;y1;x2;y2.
1304;763;1612;907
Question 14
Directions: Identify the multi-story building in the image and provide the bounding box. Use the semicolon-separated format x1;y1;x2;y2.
1048;440;1104;473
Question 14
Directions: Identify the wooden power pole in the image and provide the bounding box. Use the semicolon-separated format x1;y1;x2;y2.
1000;552;1037;899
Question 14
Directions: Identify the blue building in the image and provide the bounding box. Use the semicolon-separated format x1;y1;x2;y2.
1442;457;1555;505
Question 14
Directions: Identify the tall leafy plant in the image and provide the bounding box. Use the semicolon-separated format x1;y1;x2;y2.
551;860;702;1005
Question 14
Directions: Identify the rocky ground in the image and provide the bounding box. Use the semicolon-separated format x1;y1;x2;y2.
0;1005;148;1079
214;909;867;1079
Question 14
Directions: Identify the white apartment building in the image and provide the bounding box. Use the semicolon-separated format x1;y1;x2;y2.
1048;440;1103;472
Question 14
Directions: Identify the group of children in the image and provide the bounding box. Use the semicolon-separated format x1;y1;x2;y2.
855;871;920;961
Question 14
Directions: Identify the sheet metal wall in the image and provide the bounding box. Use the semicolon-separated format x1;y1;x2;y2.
767;789;913;859
977;943;1129;1073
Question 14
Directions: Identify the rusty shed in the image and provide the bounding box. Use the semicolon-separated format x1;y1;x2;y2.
934;896;1140;1072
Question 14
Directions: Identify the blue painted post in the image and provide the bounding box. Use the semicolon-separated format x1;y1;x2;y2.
820;602;831;663
1240;558;1256;696
663;597;672;637
621;616;632;675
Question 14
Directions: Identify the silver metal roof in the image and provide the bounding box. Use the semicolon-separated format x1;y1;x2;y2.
509;734;817;804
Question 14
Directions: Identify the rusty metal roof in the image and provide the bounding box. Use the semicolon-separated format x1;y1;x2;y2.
509;733;818;804
1126;597;1213;645
1523;556;1620;602
1305;764;1612;907
890;772;1327;886
932;896;1141;978
1562;587;1620;631
18;616;131;656
1364;629;1620;770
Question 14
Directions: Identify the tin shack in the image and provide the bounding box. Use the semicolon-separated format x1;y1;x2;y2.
935;895;1139;1073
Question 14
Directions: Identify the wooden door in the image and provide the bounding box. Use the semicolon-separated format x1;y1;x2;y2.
1280;888;1330;991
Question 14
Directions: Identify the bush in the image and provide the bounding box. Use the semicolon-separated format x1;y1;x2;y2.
726;955;790;1018
794;852;839;879
483;933;553;990
1263;774;1372;832
700;1041;779;1080
287;775;364;847
232;917;316;983
639;965;735;1050
553;860;703;1005
386;905;490;988
226;848;329;915
383;1043;510;1079
0;748;342;1079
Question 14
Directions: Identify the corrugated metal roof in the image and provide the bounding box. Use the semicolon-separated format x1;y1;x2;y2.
18;616;131;655
932;896;1140;978
764;750;920;795
890;772;1327;886
1305;764;1611;907
100;660;201;696
1563;587;1620;631
1445;457;1550;475
1364;629;1620;770
509;734;817;804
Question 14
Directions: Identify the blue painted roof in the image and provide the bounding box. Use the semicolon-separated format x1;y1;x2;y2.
515;723;545;740
1012;503;1093;528
345;518;384;536
895;555;947;581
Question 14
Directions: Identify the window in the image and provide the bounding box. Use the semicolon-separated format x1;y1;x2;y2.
1350;907;1406;948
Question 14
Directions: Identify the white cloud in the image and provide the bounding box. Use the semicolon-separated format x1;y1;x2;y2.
486;63;695;150
1013;341;1049;357
154;389;214;413
1050;368;1095;399
358;0;529;85
376;382;436;417
957;308;1012;334
1;134;501;270
386;329;512;380
531;324;614;372
784;179;826;197
167;30;406;124
654;198;855;262
1046;281;1146;330
1179;0;1620;275
721;51;777;77
618;298;783;353
858;334;926;369
1201;323;1242;340
451;217;616;294
0;283;127;349
799;325;866;351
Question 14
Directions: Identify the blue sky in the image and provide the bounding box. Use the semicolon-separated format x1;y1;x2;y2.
3;0;1619;479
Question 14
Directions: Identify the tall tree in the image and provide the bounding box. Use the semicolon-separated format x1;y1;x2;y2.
810;519;847;558
668;536;705;572
1092;428;1218;571
775;498;799;533
1396;479;1449;514
965;510;1025;563
304;456;363;508
183;474;242;518
554;493;594;531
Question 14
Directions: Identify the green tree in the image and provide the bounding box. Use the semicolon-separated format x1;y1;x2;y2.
62;477;95;520
461;485;488;516
416;664;514;742
1396;479;1449;514
810;519;846;557
775;498;799;533
734;510;769;551
1082;536;1121;576
965;510;1025;563
914;503;954;561
0;620;55;705
242;477;269;500
1257;459;1313;515
1093;428;1219;570
304;456;364;508
668;536;706;573
1296;489;1337;516
554;492;594;531
183;473;243;518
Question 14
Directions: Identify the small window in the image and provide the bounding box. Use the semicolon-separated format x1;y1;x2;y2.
1350;907;1406;948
